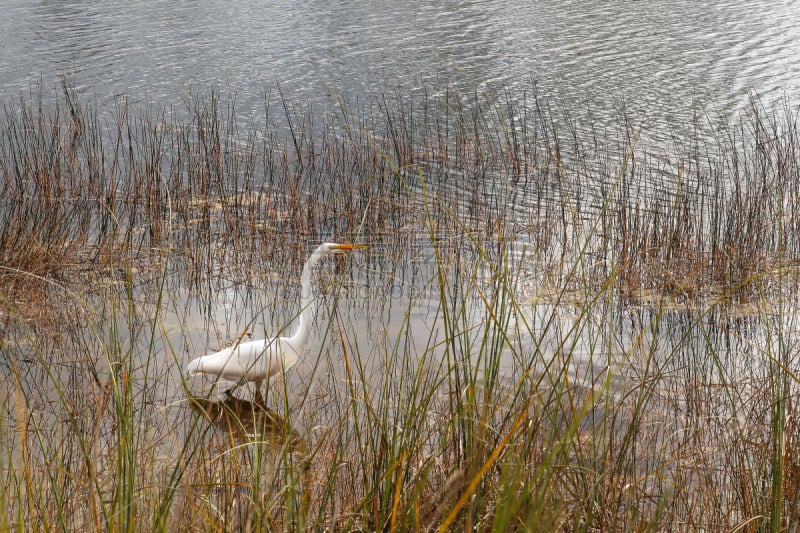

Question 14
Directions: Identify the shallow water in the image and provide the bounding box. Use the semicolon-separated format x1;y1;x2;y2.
0;182;793;528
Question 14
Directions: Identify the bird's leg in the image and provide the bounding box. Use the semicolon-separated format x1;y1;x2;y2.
225;381;244;400
254;380;264;406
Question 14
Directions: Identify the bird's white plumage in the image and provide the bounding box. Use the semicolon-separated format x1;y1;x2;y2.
186;338;300;382
186;242;366;399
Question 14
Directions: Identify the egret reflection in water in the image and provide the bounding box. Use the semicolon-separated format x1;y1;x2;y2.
188;394;308;459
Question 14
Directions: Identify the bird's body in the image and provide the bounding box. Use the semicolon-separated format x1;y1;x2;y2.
187;337;301;384
186;242;367;401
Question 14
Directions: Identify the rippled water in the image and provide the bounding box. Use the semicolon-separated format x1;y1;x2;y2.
2;0;799;143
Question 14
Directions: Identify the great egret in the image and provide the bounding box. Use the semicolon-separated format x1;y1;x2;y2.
187;242;367;402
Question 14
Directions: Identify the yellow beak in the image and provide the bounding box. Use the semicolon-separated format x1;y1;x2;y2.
333;243;368;251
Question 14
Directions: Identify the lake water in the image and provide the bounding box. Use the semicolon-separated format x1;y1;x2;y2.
2;0;800;146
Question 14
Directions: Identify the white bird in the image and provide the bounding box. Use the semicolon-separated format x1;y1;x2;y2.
186;242;367;402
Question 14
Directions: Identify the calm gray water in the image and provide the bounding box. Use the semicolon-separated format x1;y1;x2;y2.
2;0;799;142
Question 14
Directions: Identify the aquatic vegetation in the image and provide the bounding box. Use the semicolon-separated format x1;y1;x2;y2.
1;82;800;530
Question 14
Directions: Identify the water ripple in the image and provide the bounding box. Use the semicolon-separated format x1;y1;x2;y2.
0;0;798;143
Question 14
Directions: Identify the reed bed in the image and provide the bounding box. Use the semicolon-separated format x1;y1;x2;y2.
1;81;800;531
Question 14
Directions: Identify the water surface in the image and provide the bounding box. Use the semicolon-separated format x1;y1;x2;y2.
2;0;799;144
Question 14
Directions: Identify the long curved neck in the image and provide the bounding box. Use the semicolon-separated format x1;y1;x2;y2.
287;246;326;349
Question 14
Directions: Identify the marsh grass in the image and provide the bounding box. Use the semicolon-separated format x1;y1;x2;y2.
1;82;800;530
